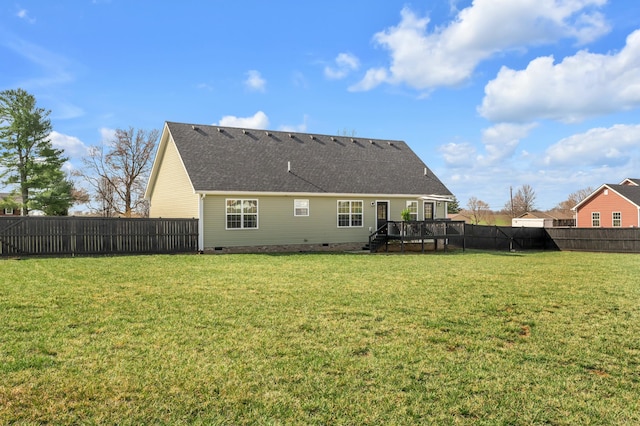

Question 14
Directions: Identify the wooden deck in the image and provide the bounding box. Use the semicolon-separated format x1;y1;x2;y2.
368;220;466;253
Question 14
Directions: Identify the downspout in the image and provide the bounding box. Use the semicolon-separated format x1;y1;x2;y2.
198;194;205;251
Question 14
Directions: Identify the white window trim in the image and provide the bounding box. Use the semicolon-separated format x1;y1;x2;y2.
4;208;14;215
294;199;309;217
225;198;259;230
592;212;600;227
337;200;364;228
406;201;418;221
612;211;622;227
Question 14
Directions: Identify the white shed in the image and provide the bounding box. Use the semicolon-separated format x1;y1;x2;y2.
511;218;554;228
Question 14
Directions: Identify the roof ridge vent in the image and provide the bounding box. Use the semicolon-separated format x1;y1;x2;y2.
351;138;357;143
309;135;315;140
265;131;271;136
192;125;199;131
217;127;223;132
288;133;294;138
388;142;394;146
330;136;336;141
369;139;374;144
242;129;248;134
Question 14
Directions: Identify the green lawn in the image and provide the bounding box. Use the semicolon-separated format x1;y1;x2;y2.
1;251;639;424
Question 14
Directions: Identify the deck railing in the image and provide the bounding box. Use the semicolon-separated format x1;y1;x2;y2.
368;220;466;253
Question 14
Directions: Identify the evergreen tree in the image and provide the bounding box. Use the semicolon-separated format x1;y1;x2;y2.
447;197;461;214
0;88;71;215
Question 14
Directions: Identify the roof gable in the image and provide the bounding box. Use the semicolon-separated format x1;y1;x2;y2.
159;122;453;197
620;178;640;186
574;182;640;211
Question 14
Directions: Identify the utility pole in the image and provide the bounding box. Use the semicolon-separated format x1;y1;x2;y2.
510;186;514;218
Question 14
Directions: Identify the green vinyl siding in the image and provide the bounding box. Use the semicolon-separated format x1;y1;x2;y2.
202;195;449;248
203;195;371;248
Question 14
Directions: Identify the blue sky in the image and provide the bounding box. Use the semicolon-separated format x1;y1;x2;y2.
2;0;640;211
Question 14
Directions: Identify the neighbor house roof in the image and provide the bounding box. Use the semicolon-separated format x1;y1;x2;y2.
0;193;23;203
573;179;640;211
621;178;640;186
149;122;453;197
518;210;574;220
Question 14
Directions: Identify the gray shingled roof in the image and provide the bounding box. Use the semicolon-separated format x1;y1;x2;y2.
609;183;640;206
166;122;453;196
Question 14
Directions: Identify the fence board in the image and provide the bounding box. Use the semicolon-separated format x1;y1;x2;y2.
0;217;198;257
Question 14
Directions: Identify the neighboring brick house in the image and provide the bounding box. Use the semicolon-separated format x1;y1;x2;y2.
573;178;640;228
0;193;22;216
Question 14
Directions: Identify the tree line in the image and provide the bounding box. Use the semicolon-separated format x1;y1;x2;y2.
0;88;157;217
450;185;593;225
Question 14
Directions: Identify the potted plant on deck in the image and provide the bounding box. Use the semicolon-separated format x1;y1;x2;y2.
401;208;412;236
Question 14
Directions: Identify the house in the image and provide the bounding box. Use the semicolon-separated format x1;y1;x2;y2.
512;210;575;228
573;178;640;227
0;193;22;216
144;122;454;252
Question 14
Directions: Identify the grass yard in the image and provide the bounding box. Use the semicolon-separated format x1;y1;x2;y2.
1;251;639;424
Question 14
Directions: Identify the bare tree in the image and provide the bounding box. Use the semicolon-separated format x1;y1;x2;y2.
467;196;491;225
505;184;537;217
76;127;159;217
553;187;594;212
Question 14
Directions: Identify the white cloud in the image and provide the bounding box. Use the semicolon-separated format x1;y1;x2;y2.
3;36;73;88
16;9;36;23
480;123;537;164
217;111;270;129
352;1;609;91
349;68;388;92
50;101;84;120
479;30;640;123
439;142;477;168
99;127;117;143
244;70;266;92
439;123;536;168
324;53;360;80
49;131;89;157
544;124;640;167
279;115;309;133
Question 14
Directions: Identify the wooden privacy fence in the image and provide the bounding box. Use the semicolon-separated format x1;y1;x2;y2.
0;217;198;257
464;224;548;251
545;227;640;253
464;224;640;253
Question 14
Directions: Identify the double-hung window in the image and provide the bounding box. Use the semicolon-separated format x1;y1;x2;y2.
294;199;309;217
591;212;600;227
406;201;418;221
337;201;363;227
226;199;258;229
4;208;13;215
612;212;621;227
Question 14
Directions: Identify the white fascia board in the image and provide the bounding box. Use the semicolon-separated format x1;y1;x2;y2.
420;195;455;202
571;184;607;211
